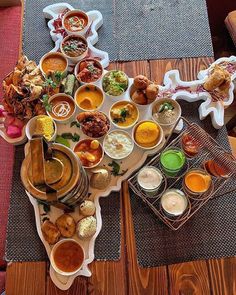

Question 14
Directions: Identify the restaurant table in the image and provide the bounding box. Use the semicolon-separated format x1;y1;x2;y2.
5;57;236;295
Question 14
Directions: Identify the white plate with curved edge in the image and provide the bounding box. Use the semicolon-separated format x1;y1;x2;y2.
43;3;110;68
158;56;236;129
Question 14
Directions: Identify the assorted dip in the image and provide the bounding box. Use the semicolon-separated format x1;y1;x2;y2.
137;166;163;192
181;133;200;157
74;139;103;168
184;169;212;194
103;130;133;159
161;189;188;217
110;101;139;128
160;148;186;176
75;84;104;111
102;70;129;96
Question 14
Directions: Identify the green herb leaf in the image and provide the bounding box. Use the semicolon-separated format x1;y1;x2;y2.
71;133;80;142
60;132;80;142
55;135;70;148
108;161;128;176
42;94;52;112
43;203;50;214
70;121;80;128
158;102;174;113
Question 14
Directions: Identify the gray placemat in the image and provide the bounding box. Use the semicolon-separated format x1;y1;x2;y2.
23;0;213;63
5;145;121;261
131;100;236;268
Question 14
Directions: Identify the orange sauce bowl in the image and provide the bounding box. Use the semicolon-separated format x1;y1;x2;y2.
50;239;85;276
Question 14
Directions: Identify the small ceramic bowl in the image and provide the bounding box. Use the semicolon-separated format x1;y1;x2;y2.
47;93;76;124
132;120;164;150
62;9;90;36
39;52;68;77
25;115;57;141
60;35;88;64
103;129;134;160
74;84;105;112
74;58;104;85
50;239;85;276
109;100;139;130
102;70;129;101
73;138;104;169
152;98;181;136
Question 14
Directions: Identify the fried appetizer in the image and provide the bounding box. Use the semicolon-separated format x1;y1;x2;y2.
79;200;96;217
77;216;97;239
203;65;231;92
56;214;76;238
41;220;60;245
131;90;147;105
133;75;149;90
146;84;159;102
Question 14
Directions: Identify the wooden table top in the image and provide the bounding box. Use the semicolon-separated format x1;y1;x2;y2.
6;57;236;295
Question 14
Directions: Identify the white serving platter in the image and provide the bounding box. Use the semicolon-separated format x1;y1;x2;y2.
43;3;110;68
25;73;168;290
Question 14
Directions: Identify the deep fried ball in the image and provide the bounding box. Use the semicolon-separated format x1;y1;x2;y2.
131;90;147;105
56;214;76;238
41;220;60;245
133;75;149;90
146;84;158;102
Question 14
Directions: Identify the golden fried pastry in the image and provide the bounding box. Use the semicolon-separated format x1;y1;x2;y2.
203;65;230;92
79;200;96;216
146;84;158;102
133;75;149;90
41;220;60;245
56;214;76;238
131;90;147;105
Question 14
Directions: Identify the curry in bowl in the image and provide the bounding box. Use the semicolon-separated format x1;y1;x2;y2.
110;101;139;129
40;52;68;76
75;84;104;111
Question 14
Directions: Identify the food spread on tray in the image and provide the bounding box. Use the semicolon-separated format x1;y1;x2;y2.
2;3;236;289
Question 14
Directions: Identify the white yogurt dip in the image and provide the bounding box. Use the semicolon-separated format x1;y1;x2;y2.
137;166;163;191
103;130;133;159
160;189;188;216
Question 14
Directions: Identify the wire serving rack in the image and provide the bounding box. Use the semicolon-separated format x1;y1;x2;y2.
128;117;236;230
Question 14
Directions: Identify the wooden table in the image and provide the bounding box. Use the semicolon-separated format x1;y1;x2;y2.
5;57;236;295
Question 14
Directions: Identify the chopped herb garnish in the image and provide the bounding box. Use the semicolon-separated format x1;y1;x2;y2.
42;94;52;112
61;132;80;142
158;102;174;113
108;161;128;176
70;121;80;128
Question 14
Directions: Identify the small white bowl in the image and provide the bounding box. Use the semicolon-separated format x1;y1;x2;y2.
50;239;85;276
102;70;129;101
62;9;90;36
25;115;57;141
74;84;105;112
39;52;68;77
73;138;104;169
47;93;76;124
132;120;164;150
74;58;104;85
109;100;139;130
103;129;134;160
60;35;88;64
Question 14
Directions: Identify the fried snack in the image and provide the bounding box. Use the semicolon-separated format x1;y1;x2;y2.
146;84;158;102
41;220;60;245
2;55;46;120
203;65;231;94
79;200;96;216
90;167;111;190
133;75;149;90
77;216;97;239
56;214;76;238
131;90;147;105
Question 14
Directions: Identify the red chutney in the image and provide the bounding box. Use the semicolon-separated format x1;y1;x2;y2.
182;133;200;157
64;12;88;32
74;139;103;168
54;241;84;273
77;59;102;83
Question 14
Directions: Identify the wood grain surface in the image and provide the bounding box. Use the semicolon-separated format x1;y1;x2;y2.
6;57;236;295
